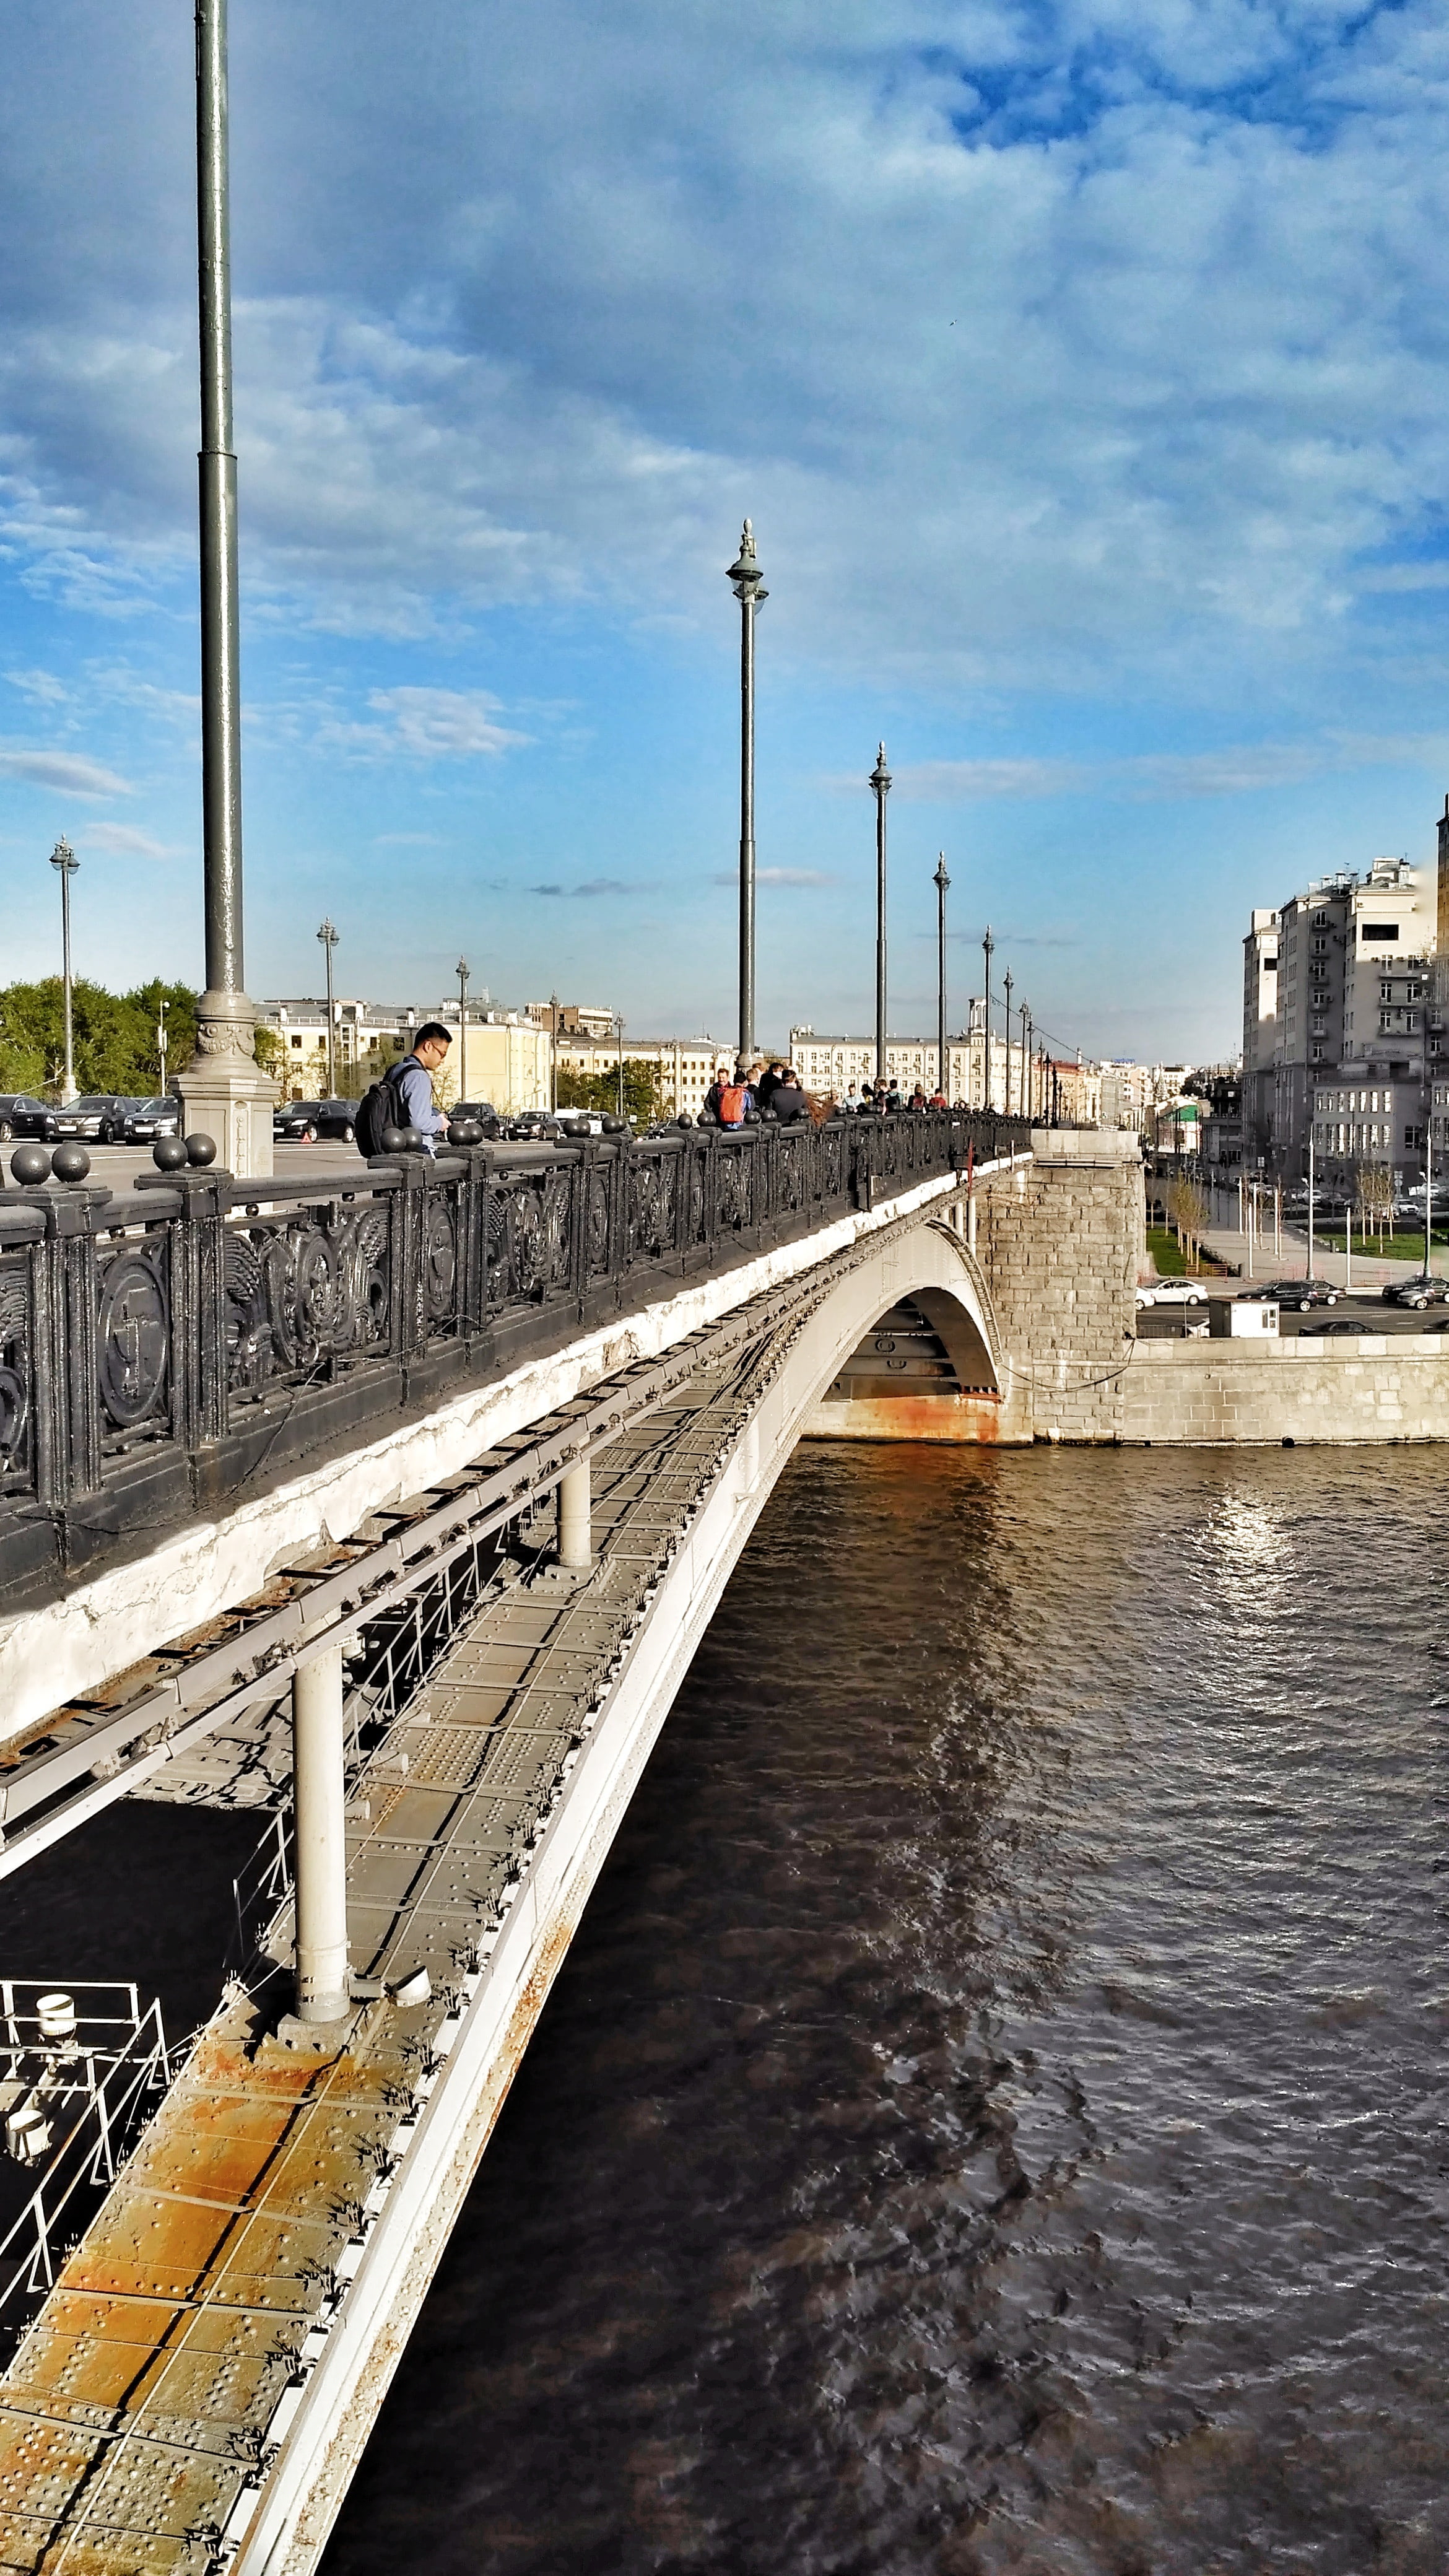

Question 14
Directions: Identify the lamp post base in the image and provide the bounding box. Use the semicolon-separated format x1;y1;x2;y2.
177;990;277;1178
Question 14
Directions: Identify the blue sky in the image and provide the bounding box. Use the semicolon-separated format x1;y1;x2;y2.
4;0;1449;1061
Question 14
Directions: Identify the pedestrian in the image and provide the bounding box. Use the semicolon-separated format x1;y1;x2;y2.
391;1022;452;1155
756;1061;784;1113
885;1078;903;1113
843;1083;860;1112
772;1067;809;1125
703;1061;753;1129
909;1083;929;1112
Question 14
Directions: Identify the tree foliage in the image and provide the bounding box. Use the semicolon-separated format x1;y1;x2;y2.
556;1061;667;1122
0;978;202;1098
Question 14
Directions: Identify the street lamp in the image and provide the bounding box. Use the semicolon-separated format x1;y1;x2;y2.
185;0;272;1174
726;520;767;1062
933;853;950;1100
49;839;79;1102
1002;968;1013;1116
981;926;994;1110
871;743;891;1086
157;996;169;1092
456;957;469;1105
316;919;339;1098
1020;1001;1031;1123
549;988;559;1115
616;1012;625;1120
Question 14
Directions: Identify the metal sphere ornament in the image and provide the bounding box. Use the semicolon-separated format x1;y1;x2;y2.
10;1144;51;1187
50;1143;92;1184
152;1136;189;1171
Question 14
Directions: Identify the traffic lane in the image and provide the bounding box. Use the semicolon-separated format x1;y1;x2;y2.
1136;1298;1448;1341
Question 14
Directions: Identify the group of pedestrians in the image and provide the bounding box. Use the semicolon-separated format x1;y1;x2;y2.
842;1079;949;1114
700;1058;812;1128
699;1059;955;1126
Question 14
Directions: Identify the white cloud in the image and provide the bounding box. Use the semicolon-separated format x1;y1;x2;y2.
888;733;1449;803
0;746;131;796
4;666;68;706
79;821;178;858
711;865;838;887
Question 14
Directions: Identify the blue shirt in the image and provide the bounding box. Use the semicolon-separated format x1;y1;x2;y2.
394;1055;448;1154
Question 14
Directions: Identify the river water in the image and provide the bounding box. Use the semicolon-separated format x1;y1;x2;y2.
307;1442;1449;2576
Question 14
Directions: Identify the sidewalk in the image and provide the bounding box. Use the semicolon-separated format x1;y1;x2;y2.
1198;1216;1424;1295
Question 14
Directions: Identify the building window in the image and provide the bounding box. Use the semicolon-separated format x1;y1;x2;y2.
291;1035;303;1050
1363;923;1399;941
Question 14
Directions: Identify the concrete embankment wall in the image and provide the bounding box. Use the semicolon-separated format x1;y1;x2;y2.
1120;1336;1449;1443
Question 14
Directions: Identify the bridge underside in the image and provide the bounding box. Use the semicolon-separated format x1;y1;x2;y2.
806;1292;1001;1442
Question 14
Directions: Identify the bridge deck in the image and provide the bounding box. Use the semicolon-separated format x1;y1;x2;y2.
0;1334;777;2571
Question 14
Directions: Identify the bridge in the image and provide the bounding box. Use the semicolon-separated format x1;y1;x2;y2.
0;1112;1139;2572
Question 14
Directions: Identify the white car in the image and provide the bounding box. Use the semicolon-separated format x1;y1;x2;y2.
1136;1279;1209;1308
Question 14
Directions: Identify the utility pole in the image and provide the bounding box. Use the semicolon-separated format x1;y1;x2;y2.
456;957;469;1105
181;0;272;1172
316;920;339;1097
49;840;78;1102
726;521;767;1062
1002;969;1014;1116
871;744;891;1086
933;853;950;1097
981;928;994;1110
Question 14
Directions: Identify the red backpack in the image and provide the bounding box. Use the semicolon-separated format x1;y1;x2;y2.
718;1084;746;1126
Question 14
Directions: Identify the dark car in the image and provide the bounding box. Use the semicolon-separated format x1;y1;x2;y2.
1241;1277;1340;1310
1383;1273;1449;1310
0;1094;59;1143
50;1094;133;1142
116;1095;181;1144
273;1097;362;1143
1300;1316;1362;1336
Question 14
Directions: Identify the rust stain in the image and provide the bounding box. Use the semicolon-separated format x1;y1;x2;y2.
816;1392;1002;1443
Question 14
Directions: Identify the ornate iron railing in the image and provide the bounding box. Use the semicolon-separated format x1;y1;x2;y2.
0;1111;1027;1598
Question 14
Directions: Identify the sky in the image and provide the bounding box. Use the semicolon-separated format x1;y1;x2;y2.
4;0;1449;1064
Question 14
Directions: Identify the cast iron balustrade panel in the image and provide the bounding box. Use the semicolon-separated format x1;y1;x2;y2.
0;1113;1026;1599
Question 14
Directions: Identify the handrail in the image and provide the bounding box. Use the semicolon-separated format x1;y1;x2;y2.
0;1109;1030;1602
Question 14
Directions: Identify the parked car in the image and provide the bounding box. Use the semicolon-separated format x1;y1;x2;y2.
1240;1277;1339;1310
1383;1274;1449;1310
1135;1279;1209;1308
452;1100;503;1136
273;1097;362;1143
115;1095;181;1144
49;1094;133;1141
0;1094;59;1142
1300;1317;1362;1337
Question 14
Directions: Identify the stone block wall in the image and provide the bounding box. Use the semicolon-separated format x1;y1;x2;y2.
1120;1337;1449;1443
975;1152;1142;1441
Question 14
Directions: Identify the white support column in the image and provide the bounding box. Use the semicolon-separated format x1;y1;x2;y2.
557;1459;592;1570
293;1647;349;2023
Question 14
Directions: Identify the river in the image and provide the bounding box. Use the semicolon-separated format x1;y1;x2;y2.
306;1441;1449;2575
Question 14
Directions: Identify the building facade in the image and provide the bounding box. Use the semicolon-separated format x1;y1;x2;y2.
258;999;554;1118
788;1012;1044;1114
1242;854;1438;1178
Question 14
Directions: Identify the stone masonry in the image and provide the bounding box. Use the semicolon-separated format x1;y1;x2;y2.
975;1144;1143;1442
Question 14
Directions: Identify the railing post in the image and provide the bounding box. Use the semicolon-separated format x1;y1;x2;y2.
168;1170;230;1448
457;1142;493;1340
292;1645;349;2024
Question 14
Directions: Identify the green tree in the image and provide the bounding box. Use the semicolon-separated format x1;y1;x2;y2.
557;1061;666;1123
0;977;201;1097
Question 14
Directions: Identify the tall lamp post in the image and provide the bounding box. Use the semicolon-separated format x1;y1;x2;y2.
549;988;559;1115
933;853;950;1099
616;1013;625;1121
871;743;891;1086
157;996;169;1093
456;957;469;1105
981;926;994;1110
726;521;767;1063
180;0;272;1173
1002;968;1014;1116
49;840;78;1103
316;919;339;1098
1020;1002;1032;1123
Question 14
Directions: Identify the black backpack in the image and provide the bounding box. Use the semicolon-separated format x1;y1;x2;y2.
355;1065;407;1158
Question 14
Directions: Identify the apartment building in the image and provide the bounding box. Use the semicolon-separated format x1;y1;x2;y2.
788;1009;1043;1113
552;1032;733;1117
1243;855;1437;1177
258;998;553;1117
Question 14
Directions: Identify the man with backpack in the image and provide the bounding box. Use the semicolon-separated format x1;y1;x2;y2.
357;1022;452;1157
702;1062;752;1129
